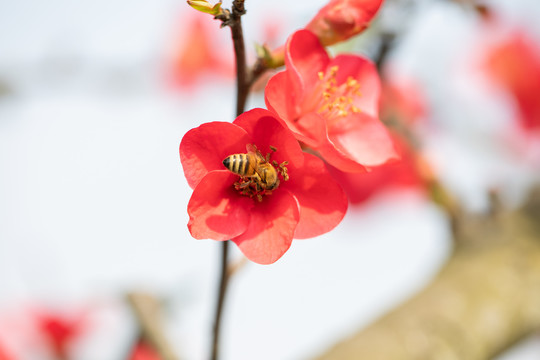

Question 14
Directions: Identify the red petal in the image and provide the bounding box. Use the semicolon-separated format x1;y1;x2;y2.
294;112;329;148
188;171;254;240
180;122;251;189
232;190;299;264
326;134;425;204
265;76;322;147
328;112;399;168
317;141;369;172
330;55;381;118
233;109;304;169
265;71;295;122
284;153;348;239
285;30;330;104
295;112;368;172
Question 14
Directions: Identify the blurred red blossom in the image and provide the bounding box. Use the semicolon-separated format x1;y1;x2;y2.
164;12;233;89
327;133;427;204
180;108;347;264
380;72;427;126
306;0;384;46
129;340;161;360
0;342;14;360
33;308;88;360
483;31;540;134
265;29;397;173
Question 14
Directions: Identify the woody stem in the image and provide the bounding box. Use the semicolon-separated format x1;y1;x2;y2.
211;2;248;360
230;0;248;116
211;240;230;360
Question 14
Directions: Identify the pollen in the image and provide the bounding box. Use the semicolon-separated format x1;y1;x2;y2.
315;66;362;121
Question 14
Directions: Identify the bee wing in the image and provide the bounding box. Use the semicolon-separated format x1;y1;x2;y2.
246;143;257;155
245;144;267;178
240;144;257;176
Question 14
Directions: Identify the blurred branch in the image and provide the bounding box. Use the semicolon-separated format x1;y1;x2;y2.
247;57;270;91
445;0;492;18
314;188;540;360
375;32;396;72
127;292;179;360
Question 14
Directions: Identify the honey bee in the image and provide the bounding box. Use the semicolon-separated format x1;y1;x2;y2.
222;144;280;191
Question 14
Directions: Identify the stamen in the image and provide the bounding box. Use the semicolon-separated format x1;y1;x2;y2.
314;67;363;123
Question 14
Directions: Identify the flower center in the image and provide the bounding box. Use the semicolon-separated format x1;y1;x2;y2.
224;145;289;202
315;66;362;122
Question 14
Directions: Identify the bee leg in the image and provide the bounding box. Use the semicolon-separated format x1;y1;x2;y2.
237;182;250;189
267;146;277;162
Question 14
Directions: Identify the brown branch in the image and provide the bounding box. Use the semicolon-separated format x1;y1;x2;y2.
126;292;179;360
210;241;230;360
246;57;270;89
210;2;249;360
314;192;540;360
230;0;248;117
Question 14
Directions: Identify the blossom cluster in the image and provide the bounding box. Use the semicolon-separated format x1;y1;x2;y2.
180;0;397;264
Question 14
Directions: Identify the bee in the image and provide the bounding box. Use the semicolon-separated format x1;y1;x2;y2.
222;144;280;191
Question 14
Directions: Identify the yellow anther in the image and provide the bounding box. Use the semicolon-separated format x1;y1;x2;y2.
315;65;365;121
346;77;358;87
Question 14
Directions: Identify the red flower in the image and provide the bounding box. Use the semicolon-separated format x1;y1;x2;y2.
180;108;348;264
305;0;384;46
483;31;540;134
265;29;397;173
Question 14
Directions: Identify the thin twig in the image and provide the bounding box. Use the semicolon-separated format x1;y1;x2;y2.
211;241;230;360
246;57;270;89
230;0;248;116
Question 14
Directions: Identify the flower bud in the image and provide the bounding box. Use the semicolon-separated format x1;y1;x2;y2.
305;0;384;46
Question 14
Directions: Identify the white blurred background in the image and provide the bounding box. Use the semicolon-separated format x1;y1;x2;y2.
0;0;539;359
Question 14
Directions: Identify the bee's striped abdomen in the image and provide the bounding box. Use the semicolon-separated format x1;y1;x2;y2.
223;154;253;176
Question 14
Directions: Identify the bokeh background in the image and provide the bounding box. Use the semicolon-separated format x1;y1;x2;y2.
1;0;539;359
